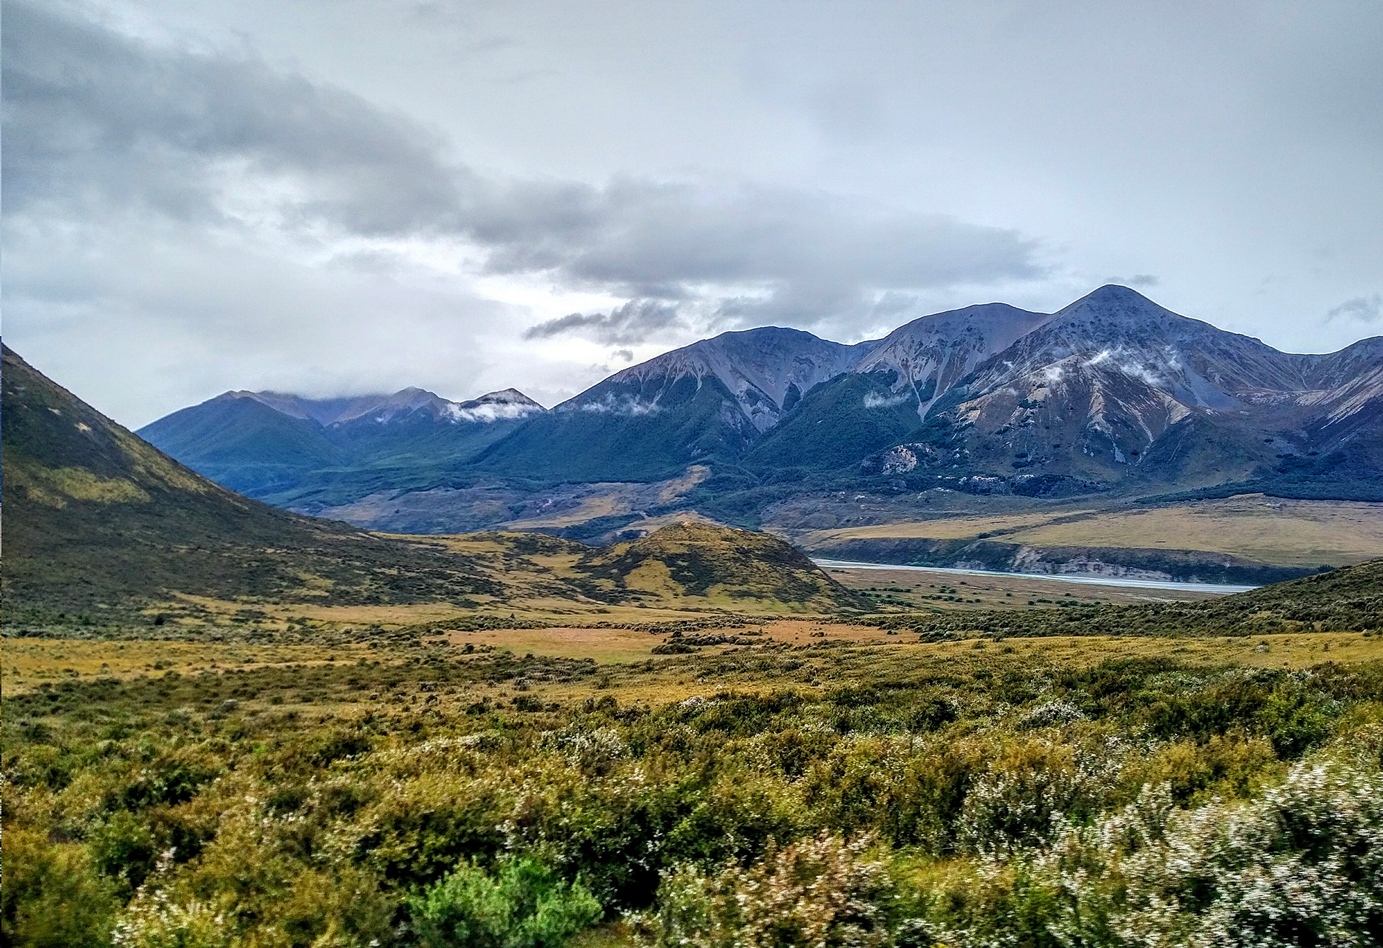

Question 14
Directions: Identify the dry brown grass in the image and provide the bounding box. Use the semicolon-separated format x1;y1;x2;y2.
798;511;1074;546
2;638;368;693
431;621;1383;673
9;629;1380;706
1009;498;1383;566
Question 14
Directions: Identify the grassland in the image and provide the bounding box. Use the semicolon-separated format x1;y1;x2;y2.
1009;497;1383;565
13;626;1376;693
7;628;1383;947
7;562;1382;947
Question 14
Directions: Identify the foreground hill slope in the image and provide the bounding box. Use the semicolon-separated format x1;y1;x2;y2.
1;346;506;618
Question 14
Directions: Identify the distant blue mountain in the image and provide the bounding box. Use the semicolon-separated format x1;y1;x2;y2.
139;386;545;497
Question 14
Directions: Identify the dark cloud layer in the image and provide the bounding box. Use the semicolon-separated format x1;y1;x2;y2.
3;2;460;233
5;1;1043;348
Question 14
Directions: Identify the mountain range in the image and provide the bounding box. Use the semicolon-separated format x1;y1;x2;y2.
140;286;1383;530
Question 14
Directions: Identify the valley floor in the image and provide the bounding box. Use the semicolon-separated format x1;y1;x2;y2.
7;626;1379;693
772;494;1383;583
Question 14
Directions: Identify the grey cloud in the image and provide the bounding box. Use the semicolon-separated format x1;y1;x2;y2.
504;182;1043;298
484;180;1043;341
1326;294;1382;324
1;222;503;426
3;0;1378;425
3;2;462;234
6;1;1045;345
1104;274;1160;289
523;300;684;345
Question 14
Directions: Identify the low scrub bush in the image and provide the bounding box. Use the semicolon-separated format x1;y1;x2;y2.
5;647;1382;947
410;856;601;948
650;833;893;948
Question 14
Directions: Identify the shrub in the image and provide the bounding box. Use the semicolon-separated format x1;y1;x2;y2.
1022;759;1383;947
1112;761;1383;946
1;828;119;948
956;738;1118;854
650;832;894;948
410;856;601;948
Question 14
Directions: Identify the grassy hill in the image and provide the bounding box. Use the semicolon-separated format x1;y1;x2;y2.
576;521;868;612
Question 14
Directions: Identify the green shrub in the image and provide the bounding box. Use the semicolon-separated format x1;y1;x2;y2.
90;811;159;895
2;828;119;948
6;647;1382;947
410;856;601;948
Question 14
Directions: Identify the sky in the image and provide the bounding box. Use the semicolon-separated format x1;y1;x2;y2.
5;0;1382;428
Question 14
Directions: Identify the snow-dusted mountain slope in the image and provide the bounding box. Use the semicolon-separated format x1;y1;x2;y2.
934;287;1373;475
446;389;547;423
138;385;546;497
227;386;544;427
569;327;866;430
848;302;1054;418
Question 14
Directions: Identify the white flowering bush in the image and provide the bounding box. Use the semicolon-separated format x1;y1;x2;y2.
1110;761;1383;947
956;739;1121;855
542;724;629;772
1018;700;1087;730
649;833;894;948
942;759;1383;948
111;851;232;948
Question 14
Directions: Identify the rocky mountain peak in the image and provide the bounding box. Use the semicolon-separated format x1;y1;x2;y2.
850;302;1053;417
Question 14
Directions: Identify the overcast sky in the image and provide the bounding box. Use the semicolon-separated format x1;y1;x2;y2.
5;0;1382;427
